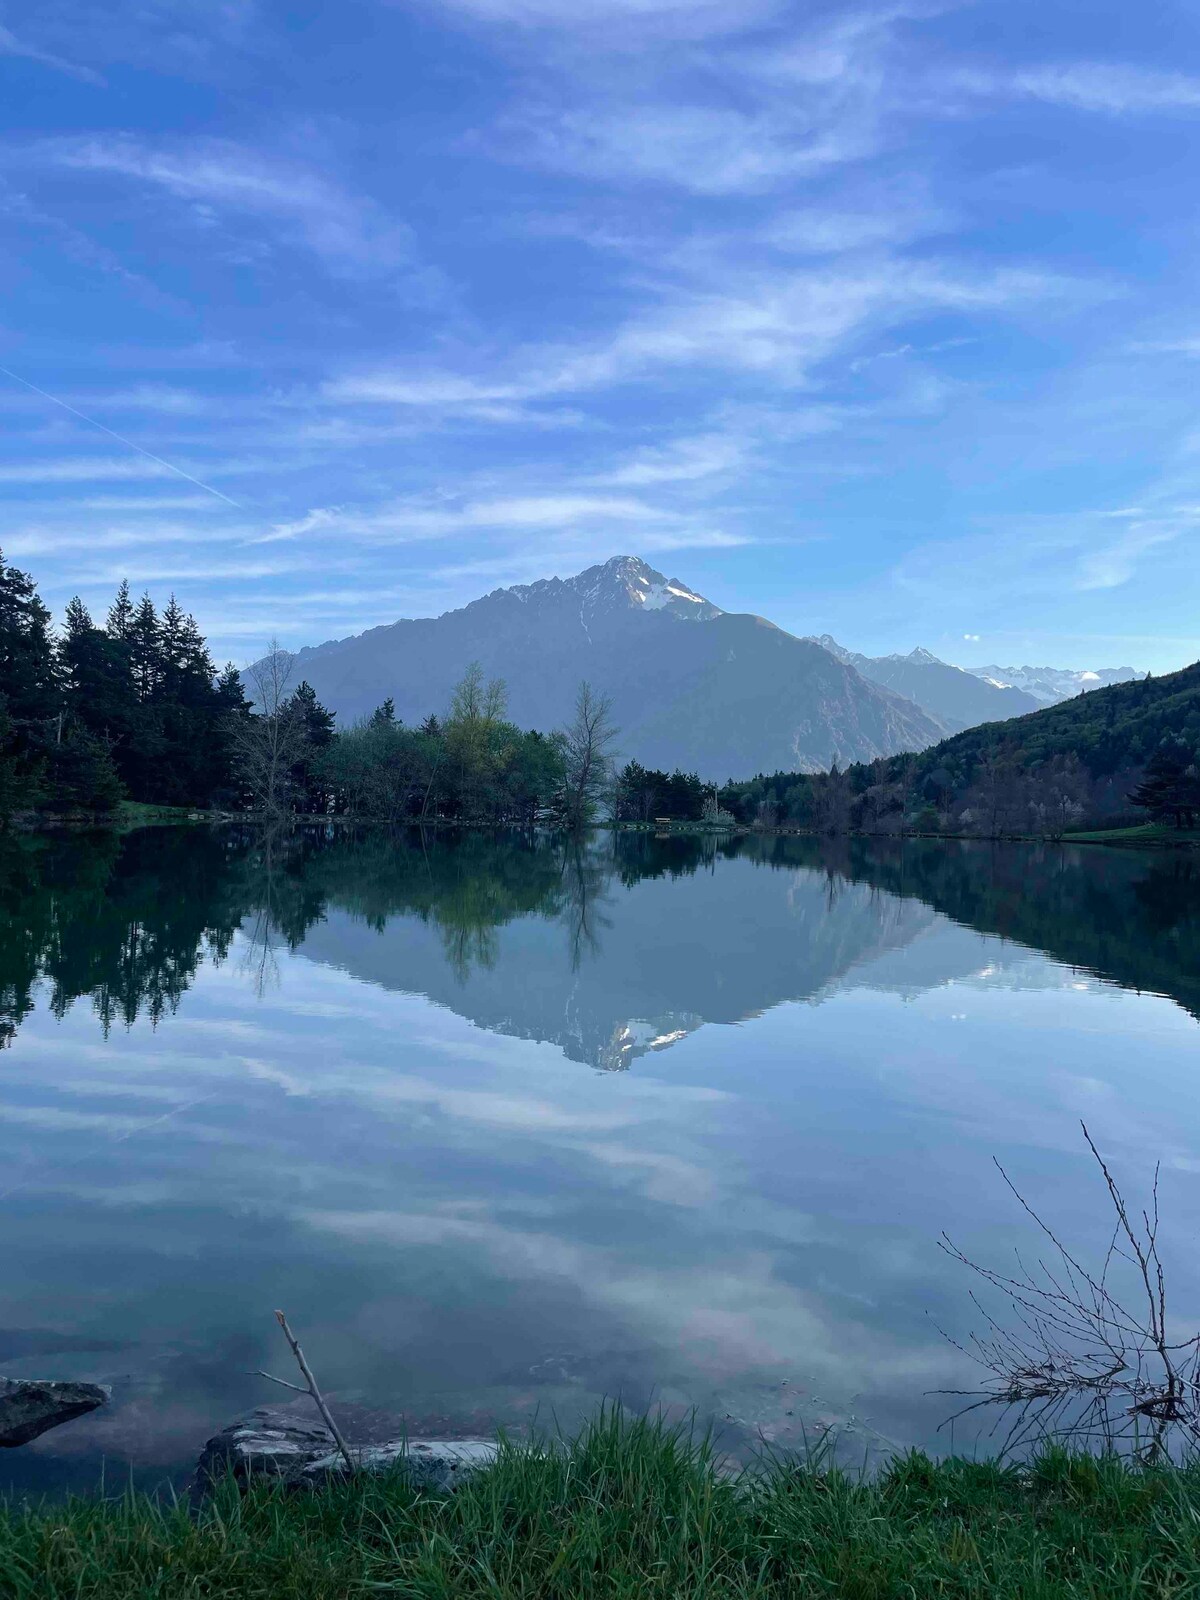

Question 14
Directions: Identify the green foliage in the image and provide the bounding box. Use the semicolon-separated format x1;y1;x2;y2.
5;1411;1200;1598
0;552;250;818
714;662;1200;838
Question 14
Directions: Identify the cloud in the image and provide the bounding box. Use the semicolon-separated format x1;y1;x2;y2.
589;433;745;487
30;135;414;275
516;103;869;195
423;0;777;39
0;456;177;483
1010;63;1200;115
953;61;1200;117
329;257;1082;421
1074;519;1188;592
262;492;744;548
0;22;105;84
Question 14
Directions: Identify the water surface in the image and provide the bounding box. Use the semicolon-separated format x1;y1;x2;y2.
2;827;1198;1494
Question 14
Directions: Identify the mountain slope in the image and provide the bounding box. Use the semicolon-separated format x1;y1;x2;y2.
269;557;947;776
816;637;1040;730
902;659;1200;781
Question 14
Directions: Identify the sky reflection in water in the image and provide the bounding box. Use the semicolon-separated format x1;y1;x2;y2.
1;828;1198;1494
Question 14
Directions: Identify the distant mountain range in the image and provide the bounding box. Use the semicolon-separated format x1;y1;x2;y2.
962;663;1141;704
265;556;1145;777
272;556;945;776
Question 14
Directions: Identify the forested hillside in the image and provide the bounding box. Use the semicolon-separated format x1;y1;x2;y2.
714;661;1200;836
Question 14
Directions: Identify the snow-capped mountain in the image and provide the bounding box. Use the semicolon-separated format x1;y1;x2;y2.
814;638;1040;731
267;556;946;776
963;663;1142;705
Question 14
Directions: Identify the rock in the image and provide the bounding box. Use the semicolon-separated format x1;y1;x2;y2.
194;1407;336;1487
0;1377;111;1447
303;1438;500;1489
194;1406;503;1496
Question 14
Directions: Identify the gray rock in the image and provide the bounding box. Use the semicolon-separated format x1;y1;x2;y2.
194;1407;336;1487
0;1377;110;1447
303;1438;500;1489
194;1406;503;1496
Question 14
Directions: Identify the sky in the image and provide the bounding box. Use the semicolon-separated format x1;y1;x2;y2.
1;0;1198;673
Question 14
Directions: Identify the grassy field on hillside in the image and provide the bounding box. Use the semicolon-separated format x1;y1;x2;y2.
4;1412;1200;1599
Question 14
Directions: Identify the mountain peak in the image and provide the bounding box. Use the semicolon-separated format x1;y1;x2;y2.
559;555;723;621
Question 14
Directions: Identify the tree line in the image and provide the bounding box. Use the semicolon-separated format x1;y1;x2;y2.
238;646;617;828
3;541;1195;837
609;661;1200;837
0;548;618;828
0;550;249;818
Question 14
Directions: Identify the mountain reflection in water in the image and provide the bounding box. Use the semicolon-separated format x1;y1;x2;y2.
0;825;1198;1497
3;827;1199;1060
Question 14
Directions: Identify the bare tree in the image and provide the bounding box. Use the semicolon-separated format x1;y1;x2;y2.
557;681;618;832
230;640;306;815
938;1123;1200;1461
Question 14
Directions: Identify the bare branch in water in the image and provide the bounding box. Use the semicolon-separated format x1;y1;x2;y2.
937;1122;1200;1462
259;1309;356;1473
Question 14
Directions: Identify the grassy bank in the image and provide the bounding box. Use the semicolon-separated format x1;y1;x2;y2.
4;1414;1200;1598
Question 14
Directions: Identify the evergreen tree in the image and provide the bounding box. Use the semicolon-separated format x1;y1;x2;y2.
1131;737;1200;829
129;594;162;702
106;579;135;644
287;681;336;813
0;549;57;728
371;697;397;726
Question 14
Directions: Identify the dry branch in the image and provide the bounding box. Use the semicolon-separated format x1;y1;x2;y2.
938;1122;1200;1461
257;1309;355;1473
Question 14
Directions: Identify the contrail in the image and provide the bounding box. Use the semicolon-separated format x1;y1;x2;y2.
0;363;243;508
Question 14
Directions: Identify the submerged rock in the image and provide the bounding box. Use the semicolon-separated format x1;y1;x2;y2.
195;1406;502;1495
0;1377;111;1447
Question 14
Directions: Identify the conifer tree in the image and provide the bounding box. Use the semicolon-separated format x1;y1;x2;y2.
0;548;57;728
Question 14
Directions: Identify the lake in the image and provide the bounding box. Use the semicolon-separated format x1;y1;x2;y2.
2;826;1199;1495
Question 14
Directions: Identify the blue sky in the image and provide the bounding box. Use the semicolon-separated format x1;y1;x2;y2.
1;0;1198;672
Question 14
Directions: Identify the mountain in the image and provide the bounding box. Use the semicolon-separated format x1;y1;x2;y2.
269;556;946;776
963;663;1142;705
815;638;1039;731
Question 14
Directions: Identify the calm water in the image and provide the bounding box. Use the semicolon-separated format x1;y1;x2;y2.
2;826;1199;1494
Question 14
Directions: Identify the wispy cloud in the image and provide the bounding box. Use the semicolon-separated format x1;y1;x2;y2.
262;491;743;547
588;433;745;487
954;61;1200;117
514;103;870;195
1011;63;1200;115
423;0;778;40
1074;515;1194;592
28;135;414;275
329;258;1085;416
0;21;104;84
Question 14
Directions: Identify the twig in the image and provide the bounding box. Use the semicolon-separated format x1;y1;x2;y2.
260;1309;356;1474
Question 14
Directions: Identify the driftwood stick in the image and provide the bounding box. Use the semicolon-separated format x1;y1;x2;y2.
254;1369;307;1395
272;1309;356;1474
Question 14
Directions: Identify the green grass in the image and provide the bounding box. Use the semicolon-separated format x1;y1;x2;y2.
1064;820;1200;845
4;1412;1200;1598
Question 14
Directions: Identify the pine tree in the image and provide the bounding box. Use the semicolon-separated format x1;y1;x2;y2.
129;594;162;702
106;580;135;644
371;697;397;726
0;548;57;728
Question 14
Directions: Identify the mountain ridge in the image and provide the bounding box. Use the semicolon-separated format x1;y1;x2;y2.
266;556;948;777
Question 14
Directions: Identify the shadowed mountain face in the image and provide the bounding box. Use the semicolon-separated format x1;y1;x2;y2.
259;557;945;776
816;637;1039;731
2;827;1198;1065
